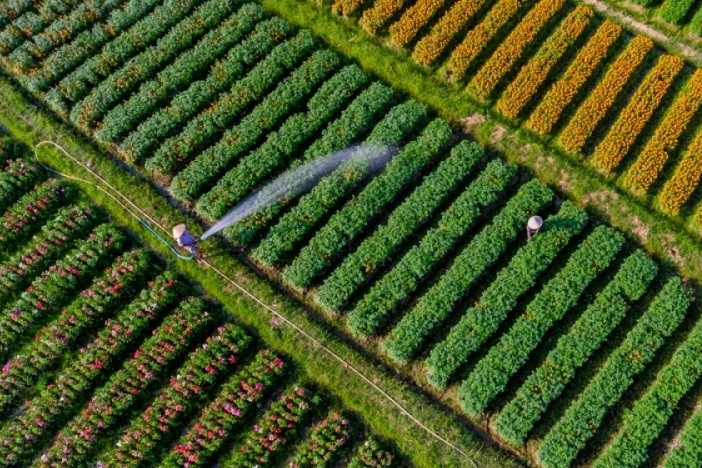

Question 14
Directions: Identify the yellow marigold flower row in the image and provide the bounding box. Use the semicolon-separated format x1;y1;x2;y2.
659;130;702;214
389;0;448;48
444;0;528;83
590;54;683;174
411;0;489;66
559;35;653;154
625;69;702;194
359;0;412;35
469;0;566;101
525;20;621;135
496;5;592;118
332;0;365;17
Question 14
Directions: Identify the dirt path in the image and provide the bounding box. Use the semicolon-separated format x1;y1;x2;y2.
579;0;702;65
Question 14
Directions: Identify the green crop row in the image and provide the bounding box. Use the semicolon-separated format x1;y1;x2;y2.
250;98;427;263
145;29;317;175
170;49;342;201
50;0;206;112
117;17;289;165
196;81;396;221
400;201;586;369
282;119;451;289
348;173;539;339
494;250;657;445
8;0;123;72
459;226;624;417
0;0;84;56
71;0;239;132
537;277;692;468
316;141;484;313
0;156;45;208
23;0;161;93
663;404;702;467
94;2;265;143
594;315;702;468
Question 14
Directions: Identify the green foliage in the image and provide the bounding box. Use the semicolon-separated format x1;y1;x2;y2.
196;81;396;221
282;119;452;289
537;277;692;468
170;49;342;201
316;141;484;313
95;3;266;143
145;29;317;175
250;98;427;263
663;405;702;467
117;17;290;164
494;250;658;445
390;201;587;366
458;226;624;417
348;168;534;339
25;0;163;93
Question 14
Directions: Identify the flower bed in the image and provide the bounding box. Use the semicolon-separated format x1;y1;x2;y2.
38;298;217;467
468;0;566;100
359;0;412;35
163;350;286;467
411;0;489;66
0;272;183;466
222;385;319;467
590;54;683;174
525;20;621;135
444;0;527;82
0;248;151;413
289;410;352;467
496;6;592;119
0;223;126;358
625;68;702;193
388;0;449;48
99;323;252;467
0;156;45;216
558;36;653;153
658;129;702;214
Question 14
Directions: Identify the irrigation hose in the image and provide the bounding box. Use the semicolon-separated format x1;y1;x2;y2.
34;140;479;467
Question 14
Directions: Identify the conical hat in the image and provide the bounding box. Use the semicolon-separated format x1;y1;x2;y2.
172;224;186;238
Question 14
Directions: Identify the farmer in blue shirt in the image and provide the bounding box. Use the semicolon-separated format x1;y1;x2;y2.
172;223;199;259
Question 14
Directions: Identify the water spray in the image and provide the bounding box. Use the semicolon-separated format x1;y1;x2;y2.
200;143;396;241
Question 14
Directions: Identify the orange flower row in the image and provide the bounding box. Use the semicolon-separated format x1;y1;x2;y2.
659;130;702;215
389;0;448;48
526;20;621;135
469;0;566;100
411;0;489;66
444;0;527;82
590;54;683;174
625;69;702;194
359;0;411;35
559;35;653;154
331;0;365;16
496;5;592;118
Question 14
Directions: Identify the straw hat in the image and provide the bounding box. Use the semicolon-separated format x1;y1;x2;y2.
172;224;186;239
527;216;543;230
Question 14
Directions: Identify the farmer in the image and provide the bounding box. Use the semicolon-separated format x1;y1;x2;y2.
172;223;199;259
526;215;543;242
